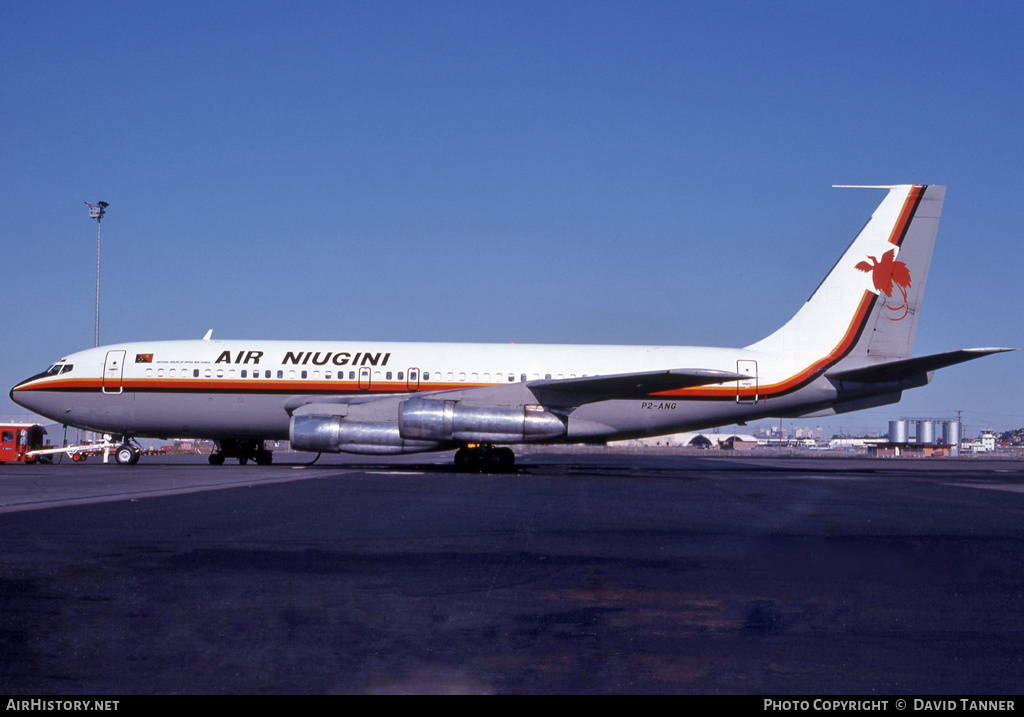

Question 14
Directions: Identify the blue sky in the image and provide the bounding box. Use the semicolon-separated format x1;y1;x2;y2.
2;1;1022;438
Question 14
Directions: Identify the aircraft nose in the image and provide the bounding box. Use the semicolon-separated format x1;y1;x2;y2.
10;373;49;412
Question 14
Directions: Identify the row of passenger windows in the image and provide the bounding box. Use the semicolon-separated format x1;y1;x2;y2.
142;367;575;382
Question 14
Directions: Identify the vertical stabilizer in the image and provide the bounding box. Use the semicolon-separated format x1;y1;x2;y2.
746;185;944;368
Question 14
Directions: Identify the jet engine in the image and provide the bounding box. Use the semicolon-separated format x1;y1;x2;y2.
289;415;439;455
398;398;565;443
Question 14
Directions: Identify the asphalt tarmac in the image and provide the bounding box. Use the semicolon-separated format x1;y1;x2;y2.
2;452;1024;694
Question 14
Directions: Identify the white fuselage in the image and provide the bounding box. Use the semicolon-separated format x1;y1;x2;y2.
14;337;806;442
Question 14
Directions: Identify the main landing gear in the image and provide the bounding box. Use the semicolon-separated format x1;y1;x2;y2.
208;439;273;466
454;444;515;472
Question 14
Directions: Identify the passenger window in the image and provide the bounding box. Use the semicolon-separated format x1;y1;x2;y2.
241;370;247;378
422;372;429;380
194;369;200;377
386;372;392;380
301;371;307;379
508;374;514;382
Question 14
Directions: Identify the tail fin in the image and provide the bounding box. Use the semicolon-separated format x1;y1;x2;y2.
747;184;944;368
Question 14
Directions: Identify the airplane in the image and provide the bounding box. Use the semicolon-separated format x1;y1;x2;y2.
10;184;1011;469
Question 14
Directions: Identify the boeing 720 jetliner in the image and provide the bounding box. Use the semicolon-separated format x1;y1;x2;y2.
11;185;1010;468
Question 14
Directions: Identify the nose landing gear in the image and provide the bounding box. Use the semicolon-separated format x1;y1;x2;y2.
114;442;140;466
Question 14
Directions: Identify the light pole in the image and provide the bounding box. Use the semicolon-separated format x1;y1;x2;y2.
85;201;108;347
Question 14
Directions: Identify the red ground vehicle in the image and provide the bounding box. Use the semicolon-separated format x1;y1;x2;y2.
0;423;50;463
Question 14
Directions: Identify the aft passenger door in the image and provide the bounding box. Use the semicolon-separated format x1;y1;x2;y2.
103;350;126;394
736;359;758;404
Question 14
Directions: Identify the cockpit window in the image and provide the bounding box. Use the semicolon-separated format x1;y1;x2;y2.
44;362;73;375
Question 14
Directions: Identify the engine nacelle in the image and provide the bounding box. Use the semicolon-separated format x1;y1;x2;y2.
399;398;565;443
289;415;439;455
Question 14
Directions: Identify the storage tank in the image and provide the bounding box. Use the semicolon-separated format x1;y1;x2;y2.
917;420;936;445
942;421;961;456
889;420;909;444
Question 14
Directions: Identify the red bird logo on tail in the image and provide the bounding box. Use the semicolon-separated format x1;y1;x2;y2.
856;249;912;320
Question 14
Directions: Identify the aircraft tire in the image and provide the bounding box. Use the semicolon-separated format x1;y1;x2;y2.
485;447;515;472
454;447;479;471
115;444;139;466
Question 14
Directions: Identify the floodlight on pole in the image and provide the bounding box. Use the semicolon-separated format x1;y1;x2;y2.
85;201;108;347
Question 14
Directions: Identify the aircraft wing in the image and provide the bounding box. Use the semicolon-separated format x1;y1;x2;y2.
826;348;1014;384
527;368;749;402
284;367;749;417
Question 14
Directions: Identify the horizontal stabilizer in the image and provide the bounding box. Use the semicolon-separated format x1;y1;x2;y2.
826;348;1014;384
528;368;747;399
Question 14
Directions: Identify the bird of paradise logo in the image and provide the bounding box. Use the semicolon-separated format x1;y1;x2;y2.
856;249;911;320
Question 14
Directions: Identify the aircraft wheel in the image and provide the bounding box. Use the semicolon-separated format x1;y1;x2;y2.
255;450;273;465
485;447;515;472
454;447;479;471
115;444;139;466
208;453;225;466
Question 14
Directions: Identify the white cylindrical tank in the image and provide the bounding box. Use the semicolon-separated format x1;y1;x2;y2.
943;421;961;455
889;420;909;443
917;420;936;445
